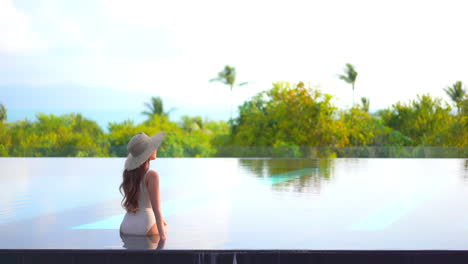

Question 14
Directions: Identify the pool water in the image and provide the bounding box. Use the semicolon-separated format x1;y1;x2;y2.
0;157;467;250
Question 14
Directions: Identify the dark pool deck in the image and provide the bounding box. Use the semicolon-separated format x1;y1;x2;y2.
2;249;468;264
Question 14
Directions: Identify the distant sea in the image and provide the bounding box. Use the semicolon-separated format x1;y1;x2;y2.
6;108;231;133
1;84;232;132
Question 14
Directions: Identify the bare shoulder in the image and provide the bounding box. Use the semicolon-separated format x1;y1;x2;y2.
146;170;160;185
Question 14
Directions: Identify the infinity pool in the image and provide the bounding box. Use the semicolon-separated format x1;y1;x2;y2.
0;157;467;250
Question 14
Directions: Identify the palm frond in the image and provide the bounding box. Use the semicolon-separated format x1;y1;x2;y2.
144;102;153;111
444;81;466;104
338;75;350;83
361;97;370;112
0;104;6;122
165;107;177;116
211;65;237;88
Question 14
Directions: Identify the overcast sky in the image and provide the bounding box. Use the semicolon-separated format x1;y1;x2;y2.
1;0;467;118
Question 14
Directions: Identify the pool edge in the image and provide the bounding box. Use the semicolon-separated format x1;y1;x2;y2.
2;249;468;264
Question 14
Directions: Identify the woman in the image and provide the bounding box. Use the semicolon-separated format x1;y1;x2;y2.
119;131;168;242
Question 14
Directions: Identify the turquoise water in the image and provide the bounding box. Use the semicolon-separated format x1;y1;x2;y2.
0;158;467;249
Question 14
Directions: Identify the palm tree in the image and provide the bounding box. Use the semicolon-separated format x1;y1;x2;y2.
444;81;467;114
180;115;207;133
210;65;248;91
141;96;175;118
210;65;248;119
361;97;370;112
338;63;358;106
0;103;6;123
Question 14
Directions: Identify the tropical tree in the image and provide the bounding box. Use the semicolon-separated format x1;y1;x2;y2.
141;96;175;119
378;94;453;146
0;104;6;123
209;65;248;91
445;96;468;147
444;81;467;114
361;97;370;112
340;106;379;146
180;115;204;133
338;63;358;106
209;65;249;119
5;113;109;157
229;81;345;157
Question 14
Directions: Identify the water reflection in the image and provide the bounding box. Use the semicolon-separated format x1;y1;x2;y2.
463;159;468;181
239;158;334;193
120;232;165;249
2;158;467;250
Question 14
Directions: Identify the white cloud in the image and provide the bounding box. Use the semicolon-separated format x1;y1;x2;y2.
2;0;468;114
99;0;174;27
61;18;82;38
0;0;47;53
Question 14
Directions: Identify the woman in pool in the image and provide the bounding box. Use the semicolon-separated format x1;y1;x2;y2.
119;131;168;241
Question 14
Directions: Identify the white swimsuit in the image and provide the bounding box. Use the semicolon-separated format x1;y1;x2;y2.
120;170;156;235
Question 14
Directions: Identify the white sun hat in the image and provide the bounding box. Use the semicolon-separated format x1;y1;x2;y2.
124;132;166;171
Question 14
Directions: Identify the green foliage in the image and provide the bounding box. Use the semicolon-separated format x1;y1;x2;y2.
106;114;226;157
141;96;175;119
335;106;413;148
0;84;466;158
106;119;140;156
444;97;468;147
444;81;467;113
0;121;10;156
228;81;344;157
361;97;370;112
338;63;358;105
239;158;333;188
210;65;248;91
108;115;184;157
338;63;358;87
378;94;454;146
180;115;205;133
2;113;109;157
0;103;6;123
151;116;212;158
340;106;379;146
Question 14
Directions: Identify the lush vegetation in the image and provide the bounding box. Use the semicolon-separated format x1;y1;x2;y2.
0;81;466;158
0;64;466;158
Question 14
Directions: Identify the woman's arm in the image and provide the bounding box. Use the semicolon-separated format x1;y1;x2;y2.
147;170;166;240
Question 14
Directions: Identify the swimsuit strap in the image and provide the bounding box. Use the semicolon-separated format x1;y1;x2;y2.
141;169;151;189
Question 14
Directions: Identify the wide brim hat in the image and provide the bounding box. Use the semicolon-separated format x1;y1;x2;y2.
124;131;166;171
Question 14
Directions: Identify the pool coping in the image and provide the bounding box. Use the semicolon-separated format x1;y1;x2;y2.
2;249;468;264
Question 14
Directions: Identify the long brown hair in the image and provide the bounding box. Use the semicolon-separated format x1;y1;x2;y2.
119;158;150;214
